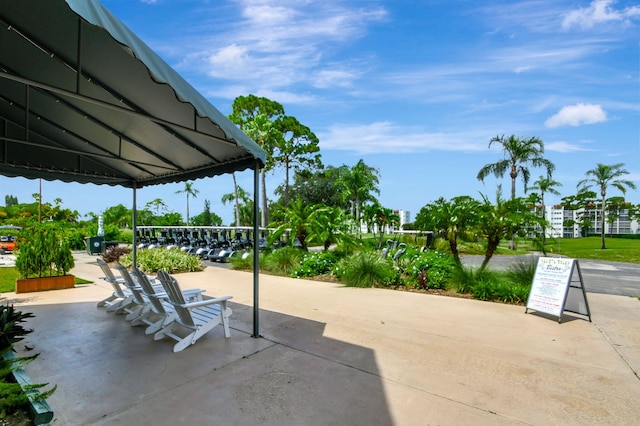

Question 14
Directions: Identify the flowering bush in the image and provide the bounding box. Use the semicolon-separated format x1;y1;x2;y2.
292;251;339;278
406;250;455;290
119;248;203;273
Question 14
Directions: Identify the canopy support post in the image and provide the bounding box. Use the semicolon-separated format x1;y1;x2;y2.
252;161;260;338
132;182;137;267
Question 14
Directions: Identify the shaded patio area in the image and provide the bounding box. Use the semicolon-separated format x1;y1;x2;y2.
4;252;640;425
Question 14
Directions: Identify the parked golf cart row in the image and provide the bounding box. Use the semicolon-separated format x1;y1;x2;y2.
135;227;284;262
0;235;16;254
0;225;21;254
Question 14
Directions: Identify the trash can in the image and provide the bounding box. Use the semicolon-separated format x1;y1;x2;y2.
86;236;104;255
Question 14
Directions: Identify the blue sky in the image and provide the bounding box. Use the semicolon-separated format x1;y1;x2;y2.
2;0;639;224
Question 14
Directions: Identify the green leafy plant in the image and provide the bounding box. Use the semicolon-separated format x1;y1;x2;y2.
119;248;203;273
0;305;56;418
450;265;499;294
406;250;455;290
0;305;34;350
262;247;302;276
102;246;131;263
292;251;339;278
14;224;74;278
333;251;397;288
449;265;531;304
505;256;539;286
228;252;256;271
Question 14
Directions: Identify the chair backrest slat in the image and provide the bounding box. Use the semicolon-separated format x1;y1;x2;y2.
132;268;166;314
157;270;194;327
96;258;126;298
113;262;146;304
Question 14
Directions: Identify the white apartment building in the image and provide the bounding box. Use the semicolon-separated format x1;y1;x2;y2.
394;210;411;229
541;205;638;238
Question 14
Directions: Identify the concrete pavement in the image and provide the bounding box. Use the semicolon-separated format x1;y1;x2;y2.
2;252;639;425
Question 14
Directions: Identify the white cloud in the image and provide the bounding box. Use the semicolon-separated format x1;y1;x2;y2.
176;1;387;100
318;122;487;154
562;0;640;29
544;103;607;128
313;68;359;89
545;141;593;152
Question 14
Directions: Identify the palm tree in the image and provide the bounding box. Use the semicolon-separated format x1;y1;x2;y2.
271;198;316;251
374;206;400;249
477;135;555;199
308;205;356;251
477;134;554;249
414;196;480;265
577;163;636;249
222;185;251;226
476;187;544;270
528;176;562;243
175;181;199;225
337;159;380;230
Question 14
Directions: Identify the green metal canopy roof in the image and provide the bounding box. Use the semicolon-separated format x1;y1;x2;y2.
0;0;265;188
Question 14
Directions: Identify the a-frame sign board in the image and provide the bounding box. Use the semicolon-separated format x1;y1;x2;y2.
525;257;592;323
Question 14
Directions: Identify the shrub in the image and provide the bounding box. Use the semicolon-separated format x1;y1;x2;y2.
406;250;455;290
228;252;255;271
262;247;302;276
334;251;397;288
471;280;530;304
119;248;203;273
292;251;339;278
64;228;88;251
102;246;131;263
116;228;133;244
15;224;74;278
506;256;539;286
450;265;531;304
450;266;499;294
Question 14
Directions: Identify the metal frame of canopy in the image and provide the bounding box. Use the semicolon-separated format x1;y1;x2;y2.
0;0;264;336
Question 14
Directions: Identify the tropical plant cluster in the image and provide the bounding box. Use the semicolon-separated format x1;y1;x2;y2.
292;251;339;278
230;243;535;304
0;304;56;419
14;224;74;279
118;248;203;274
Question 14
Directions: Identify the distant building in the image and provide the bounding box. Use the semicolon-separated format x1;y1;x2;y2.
394;210;411;229
532;204;638;238
360;209;411;233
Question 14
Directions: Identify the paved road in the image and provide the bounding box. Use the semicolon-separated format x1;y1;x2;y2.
461;254;640;297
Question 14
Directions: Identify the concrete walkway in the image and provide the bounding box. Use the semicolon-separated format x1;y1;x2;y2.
3;253;639;425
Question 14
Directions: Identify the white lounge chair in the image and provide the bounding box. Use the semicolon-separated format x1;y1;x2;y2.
95;258;133;312
111;262;152;319
130;268;205;335
154;269;232;352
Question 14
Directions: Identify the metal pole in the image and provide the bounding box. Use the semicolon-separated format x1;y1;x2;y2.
132;183;137;267
252;161;260;337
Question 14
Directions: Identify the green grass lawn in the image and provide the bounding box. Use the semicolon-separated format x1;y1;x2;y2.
544;237;640;264
0;267;92;293
0;267;20;293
